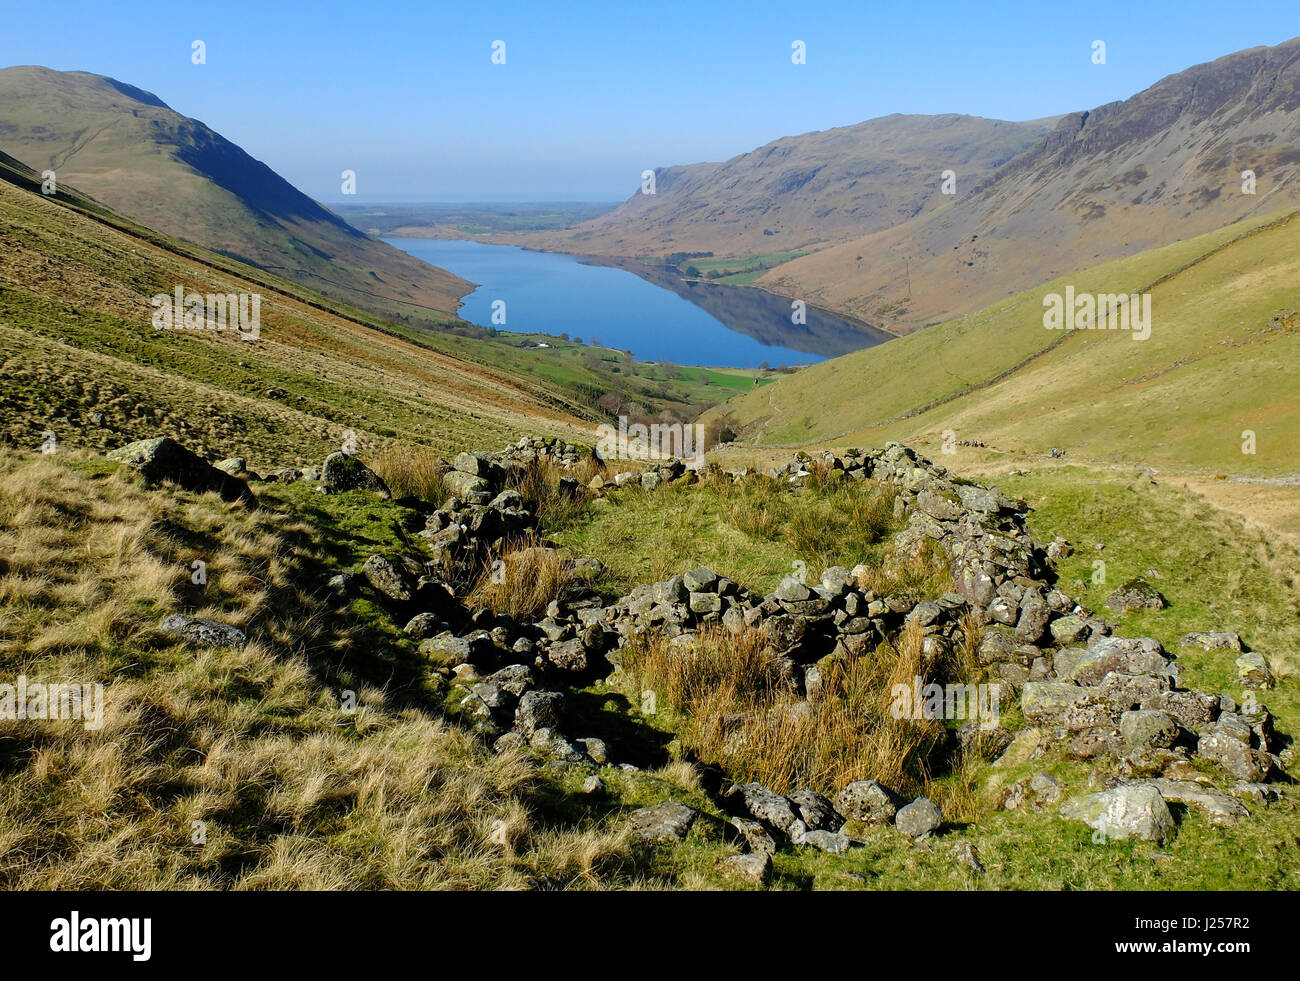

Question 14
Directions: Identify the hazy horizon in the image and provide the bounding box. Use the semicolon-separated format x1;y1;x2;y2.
3;0;1297;202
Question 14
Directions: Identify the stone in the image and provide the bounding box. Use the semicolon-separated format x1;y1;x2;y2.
485;664;534;698
214;457;246;475
1179;631;1242;652
688;591;723;615
403;612;445;640
1142;689;1218;729
1119;710;1181;753
719;852;771;885
492;732;527;754
726;782;807;839
1054;636;1175;687
1049;614;1090;646
833;780;900;824
514;690;565;737
951;841;984;872
800;830;852;854
895;797;942;839
682;567;719;592
581;776;606;796
545;638;593;674
320;451;390;496
160;614;247;649
1100;672;1171;711
1196;730;1270;782
1137;779;1250;826
1104;578;1166;613
1021;682;1098;724
1060;784;1175;844
1235;652;1274;689
730;818;777;856
361;554;415;603
774;577;813;602
575;737;609;765
453;451;494;477
629;802;697;843
108;437;255;504
789;789;842;832
443;470;491;499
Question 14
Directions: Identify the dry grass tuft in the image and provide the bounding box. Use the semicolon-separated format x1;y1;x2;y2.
0;449;638;890
466;539;576;620
371;443;449;502
619;619;963;797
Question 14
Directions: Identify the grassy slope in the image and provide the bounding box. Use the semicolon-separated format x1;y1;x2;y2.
0;157;744;466
573;462;1300;890
2;429;1296;889
714;208;1300;478
0;66;471;324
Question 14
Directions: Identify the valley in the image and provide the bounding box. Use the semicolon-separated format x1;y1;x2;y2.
0;17;1297;907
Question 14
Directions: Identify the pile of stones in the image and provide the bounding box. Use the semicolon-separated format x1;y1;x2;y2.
115;433;1287;855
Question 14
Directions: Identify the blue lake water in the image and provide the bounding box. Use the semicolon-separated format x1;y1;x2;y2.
385;238;892;368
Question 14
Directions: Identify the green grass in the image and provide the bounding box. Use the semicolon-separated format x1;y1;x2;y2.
716;208;1300;477
553;470;902;595
551;458;1300;890
684;251;814;286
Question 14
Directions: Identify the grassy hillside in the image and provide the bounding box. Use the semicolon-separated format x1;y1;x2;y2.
0;66;471;324
713;207;1300;479
0;154;747;465
1;443;1295;890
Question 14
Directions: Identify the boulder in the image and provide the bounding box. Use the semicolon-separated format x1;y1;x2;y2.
800;830;852;854
1179;631;1241;652
1104;578;1166;613
719;852;771;885
108;437;255;504
160;614;248;649
629;802;697;843
833;780;900;824
1119;709;1181;753
361;554;415;603
1060;783;1175;844
514;690;565;737
730;818;777;856
1196;730;1270;782
789;789;842;832
1235;652;1274;689
1021;682;1098;724
895;797;942;839
725;782;807;839
443;470;490;499
320;451;390;496
1136;779;1249;826
683;568;719;592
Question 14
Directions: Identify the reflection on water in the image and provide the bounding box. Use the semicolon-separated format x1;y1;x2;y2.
386;238;892;368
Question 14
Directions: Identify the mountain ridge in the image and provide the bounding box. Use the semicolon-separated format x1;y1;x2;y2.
0;65;472;325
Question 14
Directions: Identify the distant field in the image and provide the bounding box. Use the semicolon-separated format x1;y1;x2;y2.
335;202;620;238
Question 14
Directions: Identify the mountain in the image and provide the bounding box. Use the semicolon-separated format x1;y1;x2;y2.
0;143;599;462
756;37;1300;332
499;113;1056;258
0;65;471;324
505;38;1300;335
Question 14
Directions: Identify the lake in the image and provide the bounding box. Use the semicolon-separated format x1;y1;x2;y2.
385;238;892;368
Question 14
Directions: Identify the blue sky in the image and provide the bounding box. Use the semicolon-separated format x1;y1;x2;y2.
3;0;1297;202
